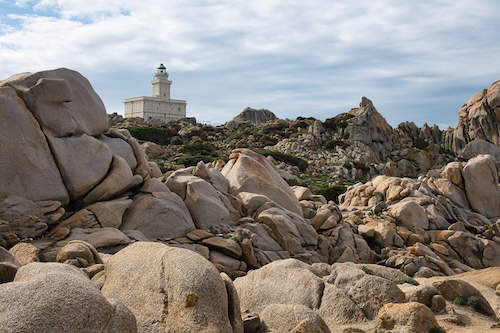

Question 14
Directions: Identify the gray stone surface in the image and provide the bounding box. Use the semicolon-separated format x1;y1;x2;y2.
47;134;112;201
0;262;136;333
121;193;196;240
228;107;277;126
101;242;234;333
463;154;500;218
0;87;69;204
3;68;108;137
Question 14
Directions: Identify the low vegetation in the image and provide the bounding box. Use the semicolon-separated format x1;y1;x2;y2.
257;149;309;172
129;127;177;145
324;139;348;150
361;265;374;275
399;277;419;286
322;113;353;131
175;142;221;167
452;296;467;306
298;173;349;203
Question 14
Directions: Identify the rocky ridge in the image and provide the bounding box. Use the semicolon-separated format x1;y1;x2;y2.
0;68;498;332
111;81;499;205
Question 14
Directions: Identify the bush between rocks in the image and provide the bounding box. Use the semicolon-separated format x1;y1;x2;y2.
129;127;177;145
257;149;309;172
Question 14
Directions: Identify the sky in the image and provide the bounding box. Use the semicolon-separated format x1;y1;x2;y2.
0;1;499;127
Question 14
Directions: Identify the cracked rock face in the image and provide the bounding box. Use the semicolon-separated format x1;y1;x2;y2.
0;68;151;207
0;69;153;245
0;86;69;203
444;80;500;153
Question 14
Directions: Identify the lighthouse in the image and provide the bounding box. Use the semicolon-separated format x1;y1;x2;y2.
124;64;187;123
152;63;171;99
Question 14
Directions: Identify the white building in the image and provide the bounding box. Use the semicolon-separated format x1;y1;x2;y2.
124;64;187;123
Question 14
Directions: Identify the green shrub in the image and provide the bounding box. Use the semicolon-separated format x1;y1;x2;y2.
175;142;220;167
354;211;364;218
231;236;242;244
255;135;279;147
467;296;480;307
323;113;354;131
261;122;288;134
297;173;329;188
361;266;374;275
220;233;242;244
399;277;419;286
297;173;348;203
315;184;347;203
429;327;445;333
414;137;428;149
453;296;466;306
129;127;177;145
180;142;216;155
226;123;253;141
324;139;348;150
155;160;170;173
257;149;308;171
292;119;310;129
175;155;217;167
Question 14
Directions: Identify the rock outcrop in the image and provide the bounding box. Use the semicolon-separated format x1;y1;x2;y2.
339;156;500;277
443;80;500;153
101;242;239;333
376;302;441;333
0;262;136;332
222;148;303;216
0;86;69;203
0;68;148;208
228;107;277;126
462;154;500;218
0;68;499;333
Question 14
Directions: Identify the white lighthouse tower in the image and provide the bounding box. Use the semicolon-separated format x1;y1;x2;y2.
124;64;187;123
152;63;171;99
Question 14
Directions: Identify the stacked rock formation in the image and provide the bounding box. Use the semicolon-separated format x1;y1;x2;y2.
0;68;498;332
442;80;500;153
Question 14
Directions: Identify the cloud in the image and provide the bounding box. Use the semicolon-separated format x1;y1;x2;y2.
0;0;499;125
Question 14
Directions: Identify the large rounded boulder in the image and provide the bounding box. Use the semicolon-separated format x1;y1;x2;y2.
0;262;136;333
2;68;108;137
234;259;324;313
101;242;239;333
463;154;500;218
